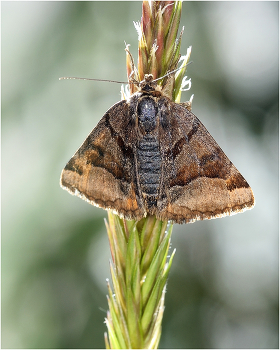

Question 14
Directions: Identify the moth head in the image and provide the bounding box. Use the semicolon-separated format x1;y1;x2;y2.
138;74;158;92
137;72;176;100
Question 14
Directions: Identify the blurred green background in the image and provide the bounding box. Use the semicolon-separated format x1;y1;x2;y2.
2;1;278;348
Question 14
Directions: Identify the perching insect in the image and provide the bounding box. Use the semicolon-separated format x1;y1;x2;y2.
60;71;254;223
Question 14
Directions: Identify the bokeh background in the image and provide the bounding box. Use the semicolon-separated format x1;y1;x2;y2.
2;1;278;348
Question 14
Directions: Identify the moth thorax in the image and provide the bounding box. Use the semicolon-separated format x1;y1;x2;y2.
137;96;158;134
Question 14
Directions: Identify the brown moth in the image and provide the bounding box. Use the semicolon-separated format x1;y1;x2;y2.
60;74;255;224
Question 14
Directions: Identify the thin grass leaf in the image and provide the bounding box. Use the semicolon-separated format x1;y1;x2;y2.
105;312;121;349
144;287;166;348
104;332;110;349
140;219;162;274
109;262;127;317
107;297;126;348
141;228;172;306
141;274;163;335
140;215;156;249
127;286;144;348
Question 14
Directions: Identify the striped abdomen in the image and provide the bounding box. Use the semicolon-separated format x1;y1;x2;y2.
136;135;161;208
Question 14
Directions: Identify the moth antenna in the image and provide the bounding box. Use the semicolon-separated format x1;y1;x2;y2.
58;62;193;85
59;77;128;84
153;61;192;83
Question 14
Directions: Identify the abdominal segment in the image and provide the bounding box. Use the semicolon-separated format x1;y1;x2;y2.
136;135;162;209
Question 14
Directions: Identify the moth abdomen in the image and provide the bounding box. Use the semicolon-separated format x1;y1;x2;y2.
136;135;162;208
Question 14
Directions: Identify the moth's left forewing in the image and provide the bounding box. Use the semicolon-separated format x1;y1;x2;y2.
60;100;146;220
159;102;255;224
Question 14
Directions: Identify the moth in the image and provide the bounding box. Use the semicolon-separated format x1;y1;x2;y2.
60;74;255;224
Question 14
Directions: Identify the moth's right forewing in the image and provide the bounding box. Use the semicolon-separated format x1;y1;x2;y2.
159;103;255;223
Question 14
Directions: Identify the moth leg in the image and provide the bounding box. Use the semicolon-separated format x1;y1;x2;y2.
125;45;140;83
179;94;194;111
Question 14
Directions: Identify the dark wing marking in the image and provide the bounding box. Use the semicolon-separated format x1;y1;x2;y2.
157;102;255;223
60;100;146;220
